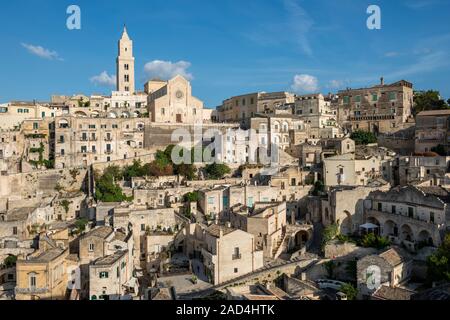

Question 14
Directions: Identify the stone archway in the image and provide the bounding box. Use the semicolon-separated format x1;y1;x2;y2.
384;220;398;237
340;210;352;235
400;224;414;242
418;230;433;246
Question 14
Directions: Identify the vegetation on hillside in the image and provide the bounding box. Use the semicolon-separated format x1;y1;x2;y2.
427;233;450;283
350;131;377;145
204;163;231;180
414;90;449;115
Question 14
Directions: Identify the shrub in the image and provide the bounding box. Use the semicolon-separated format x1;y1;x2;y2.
340;283;358;300
350;130;377;145
204;163;231;180
360;233;390;249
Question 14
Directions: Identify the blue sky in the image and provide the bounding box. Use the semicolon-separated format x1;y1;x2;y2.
0;0;449;108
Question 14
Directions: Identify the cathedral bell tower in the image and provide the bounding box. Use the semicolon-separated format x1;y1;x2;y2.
116;26;135;93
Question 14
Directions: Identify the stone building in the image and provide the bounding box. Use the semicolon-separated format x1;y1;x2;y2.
294;94;340;138
363;186;447;250
230;202;287;259
321;183;390;235
54;116;149;168
250;114;309;152
357;247;412;299
0;101;59;130
390;155;450;186
146;75;205;124
201;224;264;285
89;250;135;300
15;247;69;300
337;79;414;134
414;109;450;154
216;92;295;128
323;153;383;187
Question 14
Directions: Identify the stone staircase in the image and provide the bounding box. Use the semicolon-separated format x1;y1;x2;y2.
272;230;287;259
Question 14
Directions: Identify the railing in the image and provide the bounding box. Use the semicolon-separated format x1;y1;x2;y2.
105;150;113;154
15;287;49;294
105;137;113;142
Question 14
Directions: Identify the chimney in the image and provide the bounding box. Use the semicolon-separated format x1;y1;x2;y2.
380;77;384;86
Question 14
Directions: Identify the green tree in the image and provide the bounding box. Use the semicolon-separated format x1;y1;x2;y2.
431;145;447;156
360;233;391;250
346;259;358;280
174;163;197;180
321;223;339;249
427;233;450;283
324;260;336;279
312;180;325;196
340;283;358;300
183;191;200;203
74;218;89;233
414;90;449;114
122;160;147;181
205;163;231;180
95;169;131;203
3;255;17;268
350;130;378;145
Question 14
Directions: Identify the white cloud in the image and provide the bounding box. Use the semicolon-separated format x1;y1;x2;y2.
144;60;193;81
90;71;116;87
245;0;314;57
21;43;62;61
291;74;319;93
328;79;346;89
384;51;400;57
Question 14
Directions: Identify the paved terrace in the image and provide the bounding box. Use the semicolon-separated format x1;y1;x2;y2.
178;255;319;300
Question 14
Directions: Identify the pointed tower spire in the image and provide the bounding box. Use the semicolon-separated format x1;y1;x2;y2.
121;24;130;40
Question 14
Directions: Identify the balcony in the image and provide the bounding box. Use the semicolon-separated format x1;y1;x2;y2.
80;137;88;142
104;137;113;142
105;150;113;155
15;287;49;295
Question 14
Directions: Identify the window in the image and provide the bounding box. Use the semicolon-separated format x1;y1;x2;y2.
99;272;109;279
233;247;241;260
234;268;239;273
372;93;378;102
0;107;8;113
89;243;95;252
124;75;129;82
408;207;414;218
124;64;129;71
208;197;215;205
430;212;435;223
141;224;145;231
343;96;350;104
13;227;18;235
61;149;65;156
29;273;37;288
389;92;396;101
391;205;396;214
161;108;165;115
354;95;361;103
378;203;382;211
